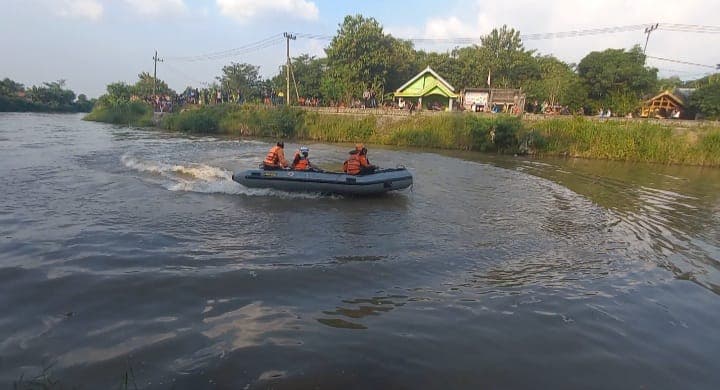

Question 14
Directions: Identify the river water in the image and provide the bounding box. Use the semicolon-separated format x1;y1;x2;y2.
1;113;719;389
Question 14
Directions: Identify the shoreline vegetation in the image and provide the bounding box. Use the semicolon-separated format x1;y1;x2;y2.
0;78;95;113
85;103;720;167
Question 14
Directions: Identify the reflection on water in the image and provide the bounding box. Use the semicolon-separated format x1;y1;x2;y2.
202;301;302;349
440;150;720;295
318;295;408;329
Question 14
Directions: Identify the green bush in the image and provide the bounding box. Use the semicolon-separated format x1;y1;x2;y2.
467;116;495;151
163;106;220;133
84;100;153;126
218;104;304;137
492;115;523;152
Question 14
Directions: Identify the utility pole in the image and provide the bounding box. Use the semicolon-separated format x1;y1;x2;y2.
283;32;296;106
153;50;163;96
643;23;659;54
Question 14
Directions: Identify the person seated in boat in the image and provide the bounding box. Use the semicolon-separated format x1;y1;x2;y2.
292;146;312;171
263;141;288;170
343;149;361;175
357;145;376;174
343;144;376;175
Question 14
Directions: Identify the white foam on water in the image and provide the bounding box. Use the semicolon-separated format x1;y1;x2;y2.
121;153;332;199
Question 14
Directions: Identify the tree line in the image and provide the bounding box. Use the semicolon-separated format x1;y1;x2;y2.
98;14;720;119
0;78;95;113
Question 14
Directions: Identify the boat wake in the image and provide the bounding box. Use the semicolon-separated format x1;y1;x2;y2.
120;154;329;199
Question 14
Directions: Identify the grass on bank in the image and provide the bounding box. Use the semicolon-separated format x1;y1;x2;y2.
160;104;523;153
86;103;720;166
531;117;720;165
83;100;153;127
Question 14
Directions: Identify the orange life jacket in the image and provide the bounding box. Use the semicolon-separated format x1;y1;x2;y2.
344;153;361;175
293;153;310;170
264;145;282;167
358;154;370;167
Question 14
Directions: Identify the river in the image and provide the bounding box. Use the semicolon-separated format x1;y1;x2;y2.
1;113;719;389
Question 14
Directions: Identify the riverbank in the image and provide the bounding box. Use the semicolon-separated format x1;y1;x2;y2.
83;100;154;126
85;103;720;166
0;96;93;113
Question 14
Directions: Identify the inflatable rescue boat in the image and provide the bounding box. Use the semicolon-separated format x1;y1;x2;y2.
232;167;413;195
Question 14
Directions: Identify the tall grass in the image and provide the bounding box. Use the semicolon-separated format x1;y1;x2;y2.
531;117;720;165
162;104;304;138
377;114;523;152
84;101;153;126
99;103;720;166
302;111;376;142
157;106;524;152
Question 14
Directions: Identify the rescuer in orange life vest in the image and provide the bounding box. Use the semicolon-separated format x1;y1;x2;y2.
263;141;288;170
343;143;376;175
291;146;312;171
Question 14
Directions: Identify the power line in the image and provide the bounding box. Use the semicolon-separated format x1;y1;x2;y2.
166;34;284;62
162;23;720;64
523;24;648;40
658;23;720;33
646;55;718;69
166;34;281;60
655;67;710;75
294;24;651;45
163;61;209;86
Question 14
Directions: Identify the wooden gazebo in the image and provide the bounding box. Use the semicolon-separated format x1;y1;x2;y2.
641;90;686;119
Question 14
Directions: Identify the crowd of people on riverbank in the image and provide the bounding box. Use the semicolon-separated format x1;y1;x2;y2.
138;84;444;114
139;87;275;113
140;88;685;121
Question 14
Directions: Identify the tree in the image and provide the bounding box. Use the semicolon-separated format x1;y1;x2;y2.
449;46;486;90
133;72;172;97
96;82;134;107
0;78;24;97
384;38;420;93
689;79;720;119
480;25;539;88
525;56;587;110
324;14;398;101
271;54;326;99
577;45;658;113
657;76;683;92
0;77;94;112
74;93;95;112
26;80;76;107
320;68;353;105
217;62;262;100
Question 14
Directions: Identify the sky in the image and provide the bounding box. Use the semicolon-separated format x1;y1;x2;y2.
1;0;719;97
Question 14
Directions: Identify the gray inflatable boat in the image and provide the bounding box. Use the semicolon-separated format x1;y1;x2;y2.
232;167;413;195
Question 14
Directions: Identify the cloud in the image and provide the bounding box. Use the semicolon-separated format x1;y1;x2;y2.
387;0;720;78
425;16;472;38
216;0;319;22
56;0;103;21
122;0;187;16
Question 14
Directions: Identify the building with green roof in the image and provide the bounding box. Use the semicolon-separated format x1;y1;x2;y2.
394;66;458;111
